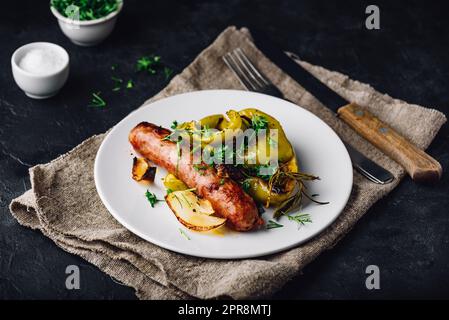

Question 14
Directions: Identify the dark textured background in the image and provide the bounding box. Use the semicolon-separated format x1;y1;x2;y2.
0;0;448;299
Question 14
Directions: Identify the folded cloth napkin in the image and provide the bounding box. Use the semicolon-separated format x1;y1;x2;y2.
9;26;446;299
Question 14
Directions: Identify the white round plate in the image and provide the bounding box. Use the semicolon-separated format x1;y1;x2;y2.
94;90;353;259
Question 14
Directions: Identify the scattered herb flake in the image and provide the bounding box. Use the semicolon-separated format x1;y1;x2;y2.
163;66;173;80
111;63;118;71
126;79;134;89
111;76;123;91
136;55;161;74
89;92;106;107
166;188;173;195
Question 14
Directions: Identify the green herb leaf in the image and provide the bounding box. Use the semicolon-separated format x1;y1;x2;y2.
266;220;283;229
242;180;251;192
145;190;162;208
170;120;178;129
126;79;134;89
166;188;173;195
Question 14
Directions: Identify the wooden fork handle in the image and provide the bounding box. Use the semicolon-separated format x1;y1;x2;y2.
338;103;442;183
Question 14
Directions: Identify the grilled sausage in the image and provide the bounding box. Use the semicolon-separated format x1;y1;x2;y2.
129;122;264;231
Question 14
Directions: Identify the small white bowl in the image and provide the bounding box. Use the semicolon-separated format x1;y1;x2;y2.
50;1;123;46
11;42;70;99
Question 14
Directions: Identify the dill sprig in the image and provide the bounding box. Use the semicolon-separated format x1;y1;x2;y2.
268;165;328;218
88;92;106;107
287;213;312;226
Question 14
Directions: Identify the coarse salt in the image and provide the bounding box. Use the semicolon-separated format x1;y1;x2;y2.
19;48;65;75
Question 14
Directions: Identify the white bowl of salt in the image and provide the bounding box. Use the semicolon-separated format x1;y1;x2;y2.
11;42;69;99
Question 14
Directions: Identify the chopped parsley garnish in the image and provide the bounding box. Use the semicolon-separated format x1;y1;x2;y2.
145;190;162;208
219;178;225;185
89;92;106;107
126;79;134;89
166;188;173;195
51;0;120;21
136;55;161;74
266;220;283;229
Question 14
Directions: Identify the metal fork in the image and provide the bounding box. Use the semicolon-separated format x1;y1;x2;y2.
222;48;284;98
222;48;394;184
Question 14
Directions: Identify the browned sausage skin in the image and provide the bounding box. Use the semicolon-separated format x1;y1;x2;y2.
129;122;264;231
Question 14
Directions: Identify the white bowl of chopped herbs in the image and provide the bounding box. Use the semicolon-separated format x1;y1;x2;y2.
50;0;123;46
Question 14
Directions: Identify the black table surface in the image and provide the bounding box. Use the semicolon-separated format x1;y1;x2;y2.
1;0;448;299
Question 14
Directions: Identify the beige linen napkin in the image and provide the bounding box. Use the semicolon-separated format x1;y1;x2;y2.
9;26;446;299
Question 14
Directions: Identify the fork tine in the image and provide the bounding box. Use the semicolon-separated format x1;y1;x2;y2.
231;50;266;90
223;53;257;91
235;48;270;86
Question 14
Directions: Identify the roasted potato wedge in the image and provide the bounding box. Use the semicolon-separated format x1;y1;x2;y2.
132;157;156;182
165;190;226;231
